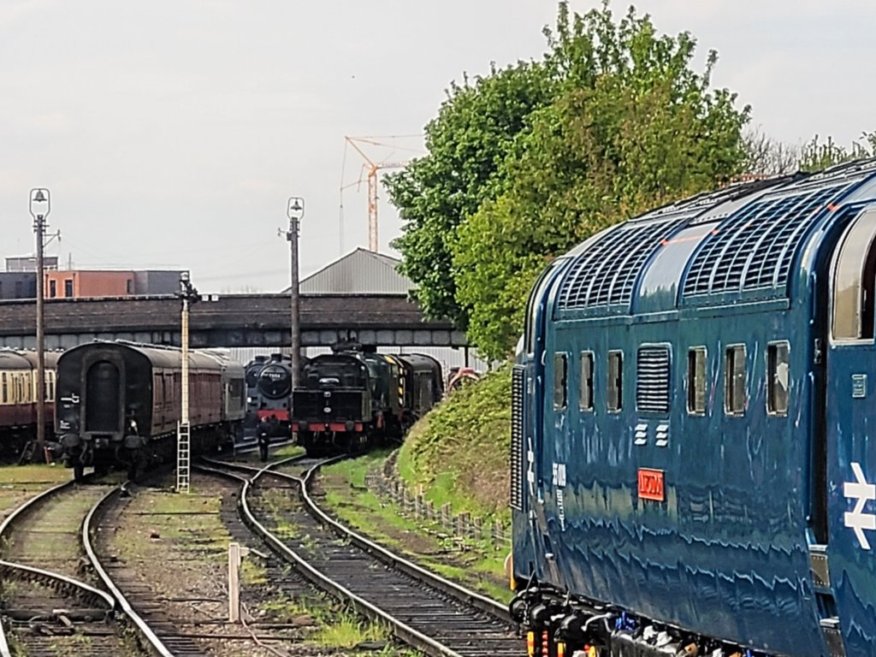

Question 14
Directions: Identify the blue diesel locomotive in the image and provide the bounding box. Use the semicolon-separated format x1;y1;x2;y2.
510;159;876;657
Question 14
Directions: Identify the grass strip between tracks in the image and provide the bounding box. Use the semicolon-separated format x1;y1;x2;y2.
317;450;512;604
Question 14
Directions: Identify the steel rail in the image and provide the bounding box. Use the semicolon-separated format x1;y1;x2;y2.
236;468;461;657
198;455;516;657
82;484;177;657
297;458;512;622
202;454;511;621
197;458;463;656
0;476;117;657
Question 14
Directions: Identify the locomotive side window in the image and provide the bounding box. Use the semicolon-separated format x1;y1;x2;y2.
833;208;876;340
579;351;594;411
724;345;746;416
607;351;623;412
687;347;707;415
553;353;568;410
767;342;790;416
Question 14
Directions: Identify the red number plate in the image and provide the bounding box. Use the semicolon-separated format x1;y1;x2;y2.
638;468;665;502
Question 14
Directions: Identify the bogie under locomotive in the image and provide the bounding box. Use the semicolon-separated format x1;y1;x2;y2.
510;159;876;657
291;347;442;456
56;341;244;480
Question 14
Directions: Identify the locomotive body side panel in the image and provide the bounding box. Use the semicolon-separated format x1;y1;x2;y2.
512;163;876;657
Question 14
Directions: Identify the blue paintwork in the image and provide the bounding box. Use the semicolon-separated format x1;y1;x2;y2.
513;160;876;656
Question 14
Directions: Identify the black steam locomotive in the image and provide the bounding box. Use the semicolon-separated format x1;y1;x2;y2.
243;353;297;441
291;346;443;456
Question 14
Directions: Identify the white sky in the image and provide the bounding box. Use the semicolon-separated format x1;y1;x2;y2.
2;1;874;293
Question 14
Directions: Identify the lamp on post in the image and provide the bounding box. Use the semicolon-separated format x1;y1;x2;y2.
176;270;200;494
28;188;50;462
284;197;304;390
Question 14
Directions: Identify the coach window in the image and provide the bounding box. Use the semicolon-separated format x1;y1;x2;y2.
607;351;623;412
767;342;790;416
1;373;7;404
553;353;568;410
724;345;746;416
579;351;594;411
687;347;707;415
833;208;876;340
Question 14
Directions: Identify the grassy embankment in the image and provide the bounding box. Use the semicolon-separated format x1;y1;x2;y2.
397;362;512;524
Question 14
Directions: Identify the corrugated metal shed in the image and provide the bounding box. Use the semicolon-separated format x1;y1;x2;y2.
290;248;414;295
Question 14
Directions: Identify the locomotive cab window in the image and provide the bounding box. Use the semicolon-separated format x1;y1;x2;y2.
833;207;876;340
607;351;623;412
687;347;707;415
767;342;790;416
579;351;594;411
553;353;568;410
724;345;746;416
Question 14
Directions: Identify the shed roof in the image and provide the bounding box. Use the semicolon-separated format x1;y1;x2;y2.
289;248;414;295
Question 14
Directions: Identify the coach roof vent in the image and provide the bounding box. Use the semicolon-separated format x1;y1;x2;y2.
682;161;876;300
557;218;680;311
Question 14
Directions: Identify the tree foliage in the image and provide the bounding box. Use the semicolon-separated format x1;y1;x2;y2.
389;2;757;359
799;133;876;171
451;3;750;360
385;63;555;328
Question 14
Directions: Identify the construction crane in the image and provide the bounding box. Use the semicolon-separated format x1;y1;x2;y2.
342;136;415;253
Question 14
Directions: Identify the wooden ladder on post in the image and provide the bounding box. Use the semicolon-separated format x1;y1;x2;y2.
177;421;191;493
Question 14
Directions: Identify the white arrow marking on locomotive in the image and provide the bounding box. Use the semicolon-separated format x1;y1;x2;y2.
844;462;876;550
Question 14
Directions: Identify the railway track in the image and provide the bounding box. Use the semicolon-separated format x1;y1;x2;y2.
0;473;212;657
197;454;520;657
0;476;145;656
84;484;214;657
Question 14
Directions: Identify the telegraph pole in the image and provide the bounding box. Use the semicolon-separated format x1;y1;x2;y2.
29;188;50;461
284;197;304;389
176;271;200;494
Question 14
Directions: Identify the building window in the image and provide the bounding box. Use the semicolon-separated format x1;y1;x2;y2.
49;280;56;298
687;347;707;415
724;345;746;416
64;279;73;297
579;351;594;411
636;346;671;413
767;342;790;416
553;353;568;410
607;351;623;412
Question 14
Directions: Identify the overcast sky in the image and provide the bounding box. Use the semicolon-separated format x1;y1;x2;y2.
2;1;874;293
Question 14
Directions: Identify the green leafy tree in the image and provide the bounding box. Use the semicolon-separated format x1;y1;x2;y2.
452;4;750;360
385;63;555;328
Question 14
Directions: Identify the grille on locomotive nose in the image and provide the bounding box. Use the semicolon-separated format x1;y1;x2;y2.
510;365;525;511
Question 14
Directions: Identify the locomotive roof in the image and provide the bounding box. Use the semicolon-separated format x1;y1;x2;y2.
550;158;876;318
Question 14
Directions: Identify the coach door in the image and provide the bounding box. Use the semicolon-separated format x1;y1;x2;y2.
826;206;876;657
84;360;121;433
